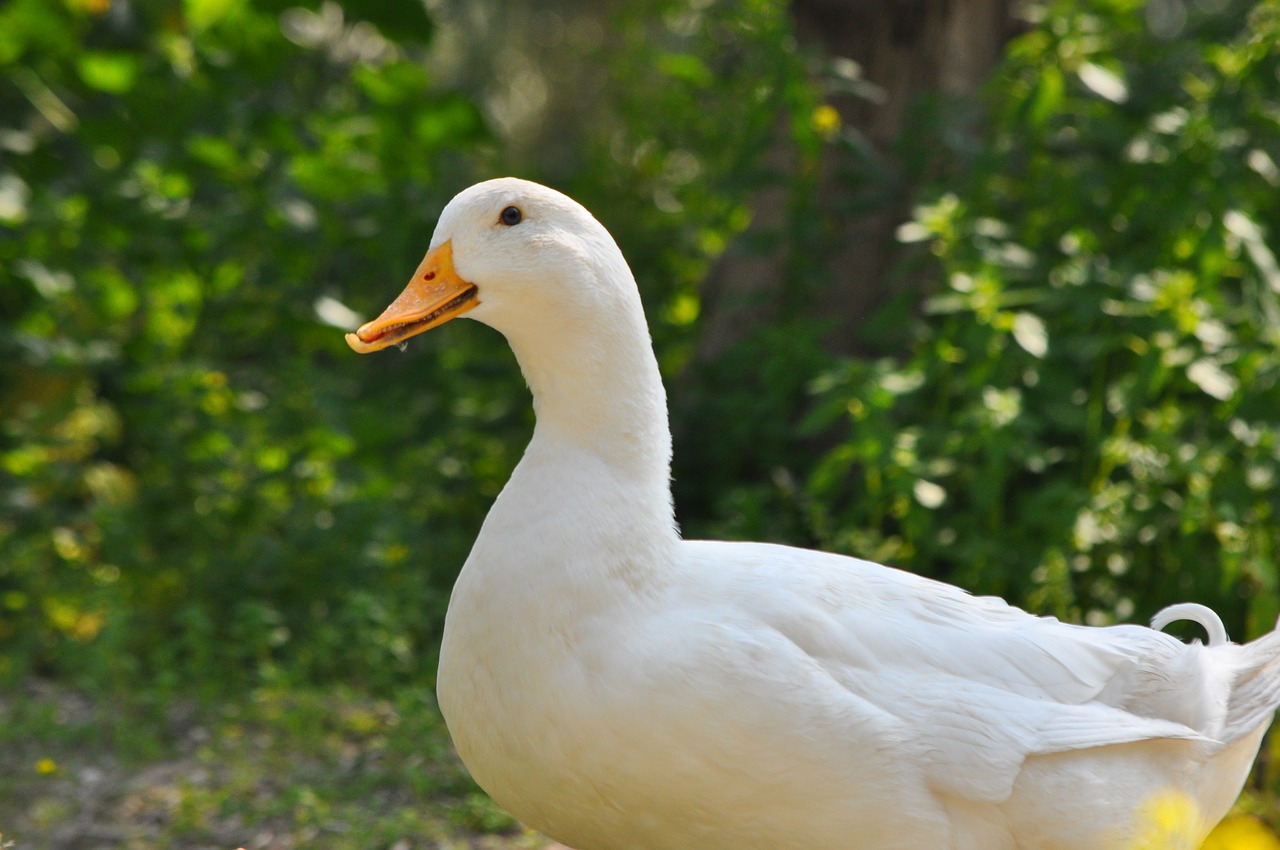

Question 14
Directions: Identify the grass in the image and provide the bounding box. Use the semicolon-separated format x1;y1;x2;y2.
4;677;1280;849
0;680;552;850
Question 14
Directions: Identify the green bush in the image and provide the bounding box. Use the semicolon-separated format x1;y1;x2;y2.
0;0;526;690
799;0;1280;637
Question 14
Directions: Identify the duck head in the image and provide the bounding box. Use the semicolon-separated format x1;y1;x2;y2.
345;177;633;354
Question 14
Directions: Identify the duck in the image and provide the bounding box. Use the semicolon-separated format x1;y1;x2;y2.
346;177;1280;850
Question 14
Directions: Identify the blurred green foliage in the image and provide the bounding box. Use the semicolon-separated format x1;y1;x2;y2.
792;0;1280;638
0;0;523;690
1;0;1278;700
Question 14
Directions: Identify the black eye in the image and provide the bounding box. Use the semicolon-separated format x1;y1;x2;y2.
500;206;523;226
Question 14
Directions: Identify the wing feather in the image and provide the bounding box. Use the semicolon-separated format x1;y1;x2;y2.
688;541;1221;804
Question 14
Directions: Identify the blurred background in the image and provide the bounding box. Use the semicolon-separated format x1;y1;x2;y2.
2;0;1280;846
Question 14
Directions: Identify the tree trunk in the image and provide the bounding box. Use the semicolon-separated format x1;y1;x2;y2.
698;0;1020;358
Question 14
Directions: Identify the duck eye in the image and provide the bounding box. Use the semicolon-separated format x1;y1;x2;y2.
499;206;523;226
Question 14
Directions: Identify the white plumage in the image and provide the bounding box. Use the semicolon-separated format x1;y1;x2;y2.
347;178;1280;850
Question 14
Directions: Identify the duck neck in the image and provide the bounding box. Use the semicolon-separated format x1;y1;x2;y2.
516;318;671;478
500;293;676;536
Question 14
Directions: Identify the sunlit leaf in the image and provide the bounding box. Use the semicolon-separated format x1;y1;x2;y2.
1186;359;1237;401
1078;62;1128;104
913;479;947;509
183;0;242;31
657;53;713;86
75;51;140;94
1012;312;1048;358
1027;65;1063;127
0;173;30;225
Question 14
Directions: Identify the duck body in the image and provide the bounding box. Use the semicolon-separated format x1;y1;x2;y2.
349;178;1280;850
442;521;1267;850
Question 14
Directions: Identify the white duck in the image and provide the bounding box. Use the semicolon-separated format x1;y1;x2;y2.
347;178;1280;850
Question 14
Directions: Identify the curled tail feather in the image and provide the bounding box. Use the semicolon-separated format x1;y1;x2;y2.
1151;603;1228;647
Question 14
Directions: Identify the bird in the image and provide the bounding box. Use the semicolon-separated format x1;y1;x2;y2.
346;177;1280;850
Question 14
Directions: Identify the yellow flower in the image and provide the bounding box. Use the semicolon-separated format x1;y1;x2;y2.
1201;814;1280;850
35;757;57;775
1130;788;1201;849
810;105;842;141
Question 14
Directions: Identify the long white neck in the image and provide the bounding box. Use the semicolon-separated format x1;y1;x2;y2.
488;262;678;544
520;319;668;472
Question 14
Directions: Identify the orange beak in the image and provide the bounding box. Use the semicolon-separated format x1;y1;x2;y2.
345;241;479;353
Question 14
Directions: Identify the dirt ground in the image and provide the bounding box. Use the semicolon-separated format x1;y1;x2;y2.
0;680;554;850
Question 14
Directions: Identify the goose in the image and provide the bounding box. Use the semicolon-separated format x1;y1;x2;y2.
346;177;1280;850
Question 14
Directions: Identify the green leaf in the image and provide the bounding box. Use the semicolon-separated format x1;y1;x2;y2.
657;53;713;87
76;52;140;94
1027;65;1063;128
184;0;243;31
186;135;239;172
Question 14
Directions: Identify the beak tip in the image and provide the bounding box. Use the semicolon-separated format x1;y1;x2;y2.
344;331;374;354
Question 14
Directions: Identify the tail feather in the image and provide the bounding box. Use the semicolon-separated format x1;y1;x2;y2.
1152;605;1280;744
1151;603;1228;647
1221;621;1280;743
